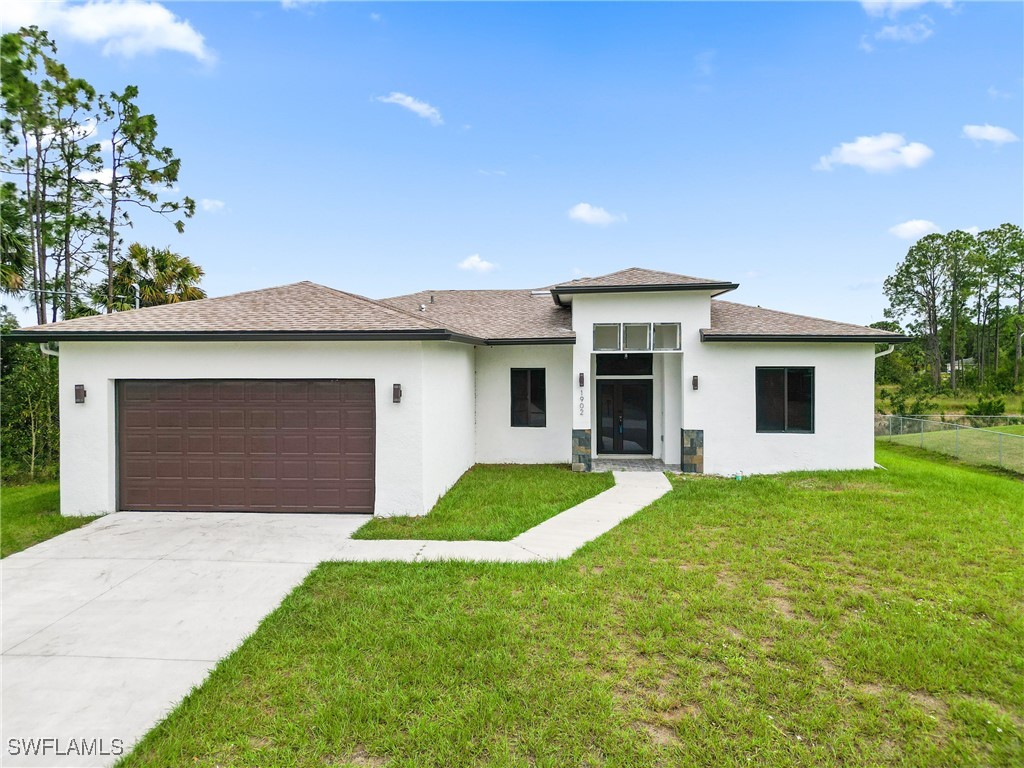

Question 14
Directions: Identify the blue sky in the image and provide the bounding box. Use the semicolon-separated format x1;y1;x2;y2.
5;1;1022;326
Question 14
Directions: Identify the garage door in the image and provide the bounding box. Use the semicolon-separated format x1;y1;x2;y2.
117;380;375;513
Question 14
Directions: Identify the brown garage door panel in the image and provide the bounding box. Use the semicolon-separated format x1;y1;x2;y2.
117;380;375;513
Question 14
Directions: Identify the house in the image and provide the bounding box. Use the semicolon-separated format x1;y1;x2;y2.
8;267;905;517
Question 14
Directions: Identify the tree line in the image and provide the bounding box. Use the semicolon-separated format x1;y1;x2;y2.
1;25;207;481
1;25;205;322
877;223;1024;412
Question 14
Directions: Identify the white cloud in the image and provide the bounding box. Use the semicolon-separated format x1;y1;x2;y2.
875;19;934;44
568;202;627;226
477;169;506;177
369;12;382;22
965;226;981;236
281;0;323;9
375;92;443;126
861;1;950;18
814;132;933;172
859;36;875;53
457;254;497;273
694;50;715;78
5;0;214;63
849;277;884;291
987;86;1013;100
962;124;1019;146
889;219;939;239
76;168;114;186
200;198;225;213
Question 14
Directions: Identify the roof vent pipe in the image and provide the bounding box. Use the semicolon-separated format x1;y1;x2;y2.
430;294;434;304
419;304;426;312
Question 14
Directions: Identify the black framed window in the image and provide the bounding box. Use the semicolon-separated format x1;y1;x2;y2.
596;354;653;376
755;367;814;433
511;368;546;427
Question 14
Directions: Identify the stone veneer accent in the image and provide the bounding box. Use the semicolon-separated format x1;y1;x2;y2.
681;429;704;474
572;429;592;472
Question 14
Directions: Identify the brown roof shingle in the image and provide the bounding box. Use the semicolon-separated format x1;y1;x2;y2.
11;282;448;336
382;289;574;342
6;272;905;345
704;300;905;341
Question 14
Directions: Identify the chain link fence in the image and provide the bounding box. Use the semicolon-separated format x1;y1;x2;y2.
876;415;1024;474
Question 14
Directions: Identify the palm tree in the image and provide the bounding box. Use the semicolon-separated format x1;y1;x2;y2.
94;242;206;311
0;184;31;293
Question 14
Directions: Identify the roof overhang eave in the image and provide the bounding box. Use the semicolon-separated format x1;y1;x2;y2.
3;328;488;344
551;282;739;306
699;330;914;343
484;335;576;346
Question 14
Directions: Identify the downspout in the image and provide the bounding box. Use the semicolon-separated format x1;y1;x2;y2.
39;342;59;357
874;344;895;359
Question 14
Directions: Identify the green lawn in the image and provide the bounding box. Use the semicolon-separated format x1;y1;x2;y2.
353;464;614;541
874;385;1024;416
122;446;1023;767
884;423;1024;474
0;482;98;558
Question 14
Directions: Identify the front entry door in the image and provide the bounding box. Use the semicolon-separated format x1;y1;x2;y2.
597;380;654;455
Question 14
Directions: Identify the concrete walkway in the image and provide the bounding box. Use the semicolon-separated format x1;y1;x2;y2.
1;472;670;767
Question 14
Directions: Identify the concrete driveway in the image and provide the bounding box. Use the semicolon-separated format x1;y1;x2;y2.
1;511;369;768
1;472;671;767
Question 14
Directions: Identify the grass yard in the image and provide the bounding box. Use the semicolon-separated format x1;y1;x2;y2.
353;464;614;541
122;445;1023;767
884;423;1024;474
0;482;98;558
873;385;1024;416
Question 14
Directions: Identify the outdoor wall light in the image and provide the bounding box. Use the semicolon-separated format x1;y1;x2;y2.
691;375;699;391
74;384;87;404
578;372;585;387
393;383;402;403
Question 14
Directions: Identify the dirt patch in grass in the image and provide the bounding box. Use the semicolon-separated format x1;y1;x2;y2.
639;722;679;746
323;748;386;767
716;570;739;589
665;704;701;720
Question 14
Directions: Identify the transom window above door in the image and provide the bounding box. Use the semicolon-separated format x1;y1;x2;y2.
592;323;681;352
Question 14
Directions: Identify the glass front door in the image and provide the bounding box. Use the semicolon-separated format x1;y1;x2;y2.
596;379;654;455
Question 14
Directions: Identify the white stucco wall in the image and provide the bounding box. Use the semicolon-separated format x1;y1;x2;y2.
684;342;877;475
419;342;476;513
568;291;876;473
570;291;710;460
57;340;433;517
473;344;573;464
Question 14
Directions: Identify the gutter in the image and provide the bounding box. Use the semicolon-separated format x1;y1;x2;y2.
4;329;578;347
699;330;912;344
39;342;59;357
4;328;488;344
874;344;896;359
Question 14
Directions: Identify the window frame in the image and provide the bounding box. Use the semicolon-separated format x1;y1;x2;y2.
652;322;681;351
622;323;652;352
510;368;547;428
593;323;621;351
755;366;815;434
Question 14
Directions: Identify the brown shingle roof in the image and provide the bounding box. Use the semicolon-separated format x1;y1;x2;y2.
382;289;574;342
552;266;735;290
704;300;906;341
6;273;905;345
11;282;449;337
